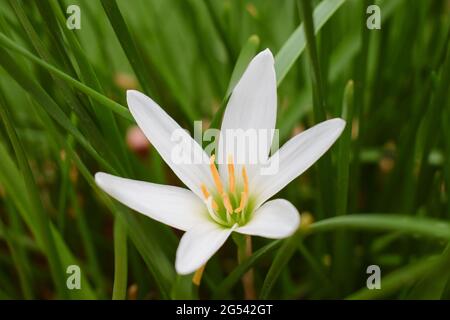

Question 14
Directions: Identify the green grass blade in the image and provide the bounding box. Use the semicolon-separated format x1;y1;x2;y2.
275;0;346;85
27;90;175;298
6;0;126;177
0;96;67;298
336;80;355;215
0;32;132;121
112;218;128;300
414;34;450;208
0;47;115;174
101;0;154;96
260;231;302;299
298;0;327;120
333;80;355;293
0;122;96;300
213;240;281;299
297;0;335;224
171;274;196;299
69;183;106;297
308;214;450;240
0;210;34;299
47;1;132;175
260;212;450;299
349;0;371;213
211;0;346;130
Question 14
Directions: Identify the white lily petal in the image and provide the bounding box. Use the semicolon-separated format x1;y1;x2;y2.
253;118;345;206
95;172;207;231
127;90;214;198
175;221;235;275
218;49;277;184
236;199;300;239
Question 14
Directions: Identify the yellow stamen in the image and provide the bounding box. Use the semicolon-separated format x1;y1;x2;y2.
227;155;235;193
209;155;224;195
201;184;218;210
222;193;233;213
200;184;210;200
242;166;249;194
234;191;248;213
192;264;206;286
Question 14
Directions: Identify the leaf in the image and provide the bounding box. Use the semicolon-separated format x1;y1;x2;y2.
308;214;450;240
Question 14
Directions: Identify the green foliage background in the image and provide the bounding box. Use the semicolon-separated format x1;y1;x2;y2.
0;0;449;299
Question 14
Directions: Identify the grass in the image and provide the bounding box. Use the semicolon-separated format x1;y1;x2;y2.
0;0;449;300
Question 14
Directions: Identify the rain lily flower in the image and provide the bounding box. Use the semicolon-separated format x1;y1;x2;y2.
95;49;345;275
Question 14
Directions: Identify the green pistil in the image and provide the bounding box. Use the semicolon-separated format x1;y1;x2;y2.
209;192;254;228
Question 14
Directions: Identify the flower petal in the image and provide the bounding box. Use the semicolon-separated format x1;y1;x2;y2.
236;199;300;239
175;221;235;274
253;118;345;206
217;49;277;184
127;90;214;198
95;172;207;231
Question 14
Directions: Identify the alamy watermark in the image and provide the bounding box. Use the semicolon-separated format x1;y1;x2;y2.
66;265;81;290
170;121;280;175
366;264;381;290
367;5;381;30
66;5;81;30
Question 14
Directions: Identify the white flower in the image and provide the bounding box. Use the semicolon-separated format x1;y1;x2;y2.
95;49;345;275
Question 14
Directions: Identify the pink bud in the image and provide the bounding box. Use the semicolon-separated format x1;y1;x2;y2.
126;126;150;157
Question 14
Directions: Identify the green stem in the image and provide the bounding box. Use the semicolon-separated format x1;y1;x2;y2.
349;0;370;213
298;0;327;120
236;234;256;299
333;80;355;294
213;240;281;299
336;81;355;216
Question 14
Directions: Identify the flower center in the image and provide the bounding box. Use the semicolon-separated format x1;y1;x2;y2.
200;154;253;227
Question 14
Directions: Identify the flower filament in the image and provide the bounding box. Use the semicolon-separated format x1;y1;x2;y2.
201;155;252;227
